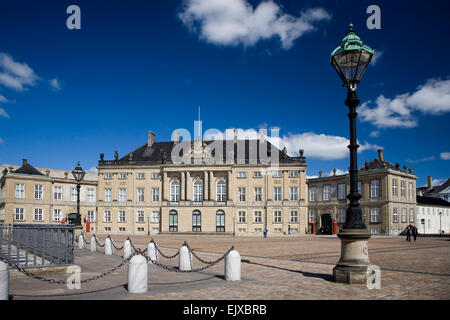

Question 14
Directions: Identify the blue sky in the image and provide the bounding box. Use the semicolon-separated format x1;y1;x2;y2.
0;0;449;187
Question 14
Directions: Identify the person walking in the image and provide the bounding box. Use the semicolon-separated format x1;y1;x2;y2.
412;226;418;242
406;226;411;242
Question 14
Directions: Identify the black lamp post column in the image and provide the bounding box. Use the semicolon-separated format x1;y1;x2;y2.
76;183;81;222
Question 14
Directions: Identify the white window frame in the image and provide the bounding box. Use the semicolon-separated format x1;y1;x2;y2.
137;188;145;202
104;210;112;222
15;208;25;221
253;171;262;178
216;181;226;202
237;171;246;178
401;181;406;197
87;210;95;222
254;211;262;223
34;208;43;221
308;210;316;223
370;180;380;198
34;184;43;200
370;208;380;223
119;188;127;203
274;187;282;202
272;170;282;178
289;170;299;178
238;211;246;223
337;209;346;223
118;173;127;180
401;208;407;223
290;187;298;201
136;210;144;223
151;211;160;223
273;210;282;223
392;178;398;196
104;173;112;180
53;209;62;222
393;207;398;223
137;172;145;180
118;210;126;223
408;182;413;199
152;188;160;202
337;183;346;200
15;183;25;199
53;186;62;201
290;210;298;223
254;187;262;202
238;188;246;202
310;187;317;201
193;180;203;202
104;188;112;202
409;208;414;222
151;172;160;179
323;185;331;201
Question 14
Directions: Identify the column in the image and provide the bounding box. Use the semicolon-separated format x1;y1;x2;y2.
209;171;214;202
163;171;168;201
186;171;191;201
204;171;209;201
227;170;233;202
181;172;185;201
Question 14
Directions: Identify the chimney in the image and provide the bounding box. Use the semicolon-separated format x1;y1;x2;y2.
147;131;155;147
377;149;384;161
427;176;432;189
282;147;287;155
333;168;336;176
259;129;265;143
45;170;50;176
64;171;68;179
319;170;322;178
22;158;28;166
173;130;180;144
233;129;238;143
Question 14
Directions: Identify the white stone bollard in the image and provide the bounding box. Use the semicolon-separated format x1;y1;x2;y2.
78;235;85;249
127;255;148;293
104;237;113;255
0;260;8;300
123;240;133;260
90;236;97;252
225;249;241;281
147;242;158;263
179;245;191;271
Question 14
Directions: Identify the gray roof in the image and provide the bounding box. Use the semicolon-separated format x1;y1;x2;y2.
13;162;44;176
417;195;450;207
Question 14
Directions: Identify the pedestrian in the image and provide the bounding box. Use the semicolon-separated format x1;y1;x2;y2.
413;226;418;242
406;226;411;242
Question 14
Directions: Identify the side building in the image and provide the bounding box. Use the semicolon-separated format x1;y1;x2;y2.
0;160;98;230
416;195;450;235
307;150;417;235
95;131;308;235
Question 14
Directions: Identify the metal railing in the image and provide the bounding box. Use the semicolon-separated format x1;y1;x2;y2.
0;224;75;268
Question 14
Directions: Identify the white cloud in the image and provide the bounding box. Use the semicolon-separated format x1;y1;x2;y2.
49;78;61;91
369;130;380;138
327;168;348;176
205;128;381;160
87;166;98;173
0;108;9;118
421;178;446;187
0;95;9;103
405;156;435;163
359;78;450;128
440;152;450;160
0;53;39;91
306;175;318;179
178;0;331;49
370;50;383;66
0;138;3;144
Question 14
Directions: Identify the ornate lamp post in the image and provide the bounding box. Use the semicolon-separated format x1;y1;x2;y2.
330;23;374;284
72;162;86;225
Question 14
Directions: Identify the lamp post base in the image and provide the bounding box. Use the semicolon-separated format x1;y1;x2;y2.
333;228;371;284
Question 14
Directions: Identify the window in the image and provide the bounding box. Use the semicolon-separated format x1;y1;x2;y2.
274;210;282;223
152;211;159;223
323;185;331;201
15;208;25;220
87;210;95;222
137;210;144;223
137;227;144;232
193;181;203;202
34;184;43;200
371;229;380;235
171;181;180;202
290;187;298;201
393;208;398;223
53;186;62;201
192;210;201;232
104;189;112;202
310;187;317;201
216;181;226;202
370;208;380;223
408;182;413;199
151;172;160;179
104;173;112;180
119;227;126;232
238;228;247;233
118;210;126;223
152;188;160;202
401;181;406;197
274;187;282;202
87;188;95;202
238;211;246;223
118;173;127;180
137;188;145;202
104;210;111;222
254;187;262;202
338;209;346;223
409;208;414;222
152;227;159;234
308;210;316;223
71;187;78;201
53;209;62;221
254;211;262;223
119;188;127;202
273;228;282;233
137;173;145;180
401;208;407;222
392;179;398;196
370;180;380;198
272;170;282;178
289;171;298;178
34;208;43;221
104;227;111;232
169;210;178;232
337;184;346;200
290;211;298;223
358;181;362;198
15;183;25;199
238;188;246;202
237;171;246;178
254;228;263;233
253;171;262;178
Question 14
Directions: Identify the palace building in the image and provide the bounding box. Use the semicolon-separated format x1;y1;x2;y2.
307;150;417;235
95;131;308;235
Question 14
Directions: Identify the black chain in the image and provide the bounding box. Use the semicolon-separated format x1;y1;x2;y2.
82;234;90;245
94;235;105;248
151;240;179;259
111;239;123;251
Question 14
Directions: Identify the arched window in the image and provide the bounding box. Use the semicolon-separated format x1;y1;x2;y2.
192;210;201;232
193;181;203;202
169;210;178;232
216;210;225;232
171;181;180;202
216;181;226;202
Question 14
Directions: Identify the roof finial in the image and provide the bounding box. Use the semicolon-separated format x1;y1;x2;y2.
347;23;355;34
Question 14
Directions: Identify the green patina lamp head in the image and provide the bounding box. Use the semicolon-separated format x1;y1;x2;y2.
331;23;374;90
